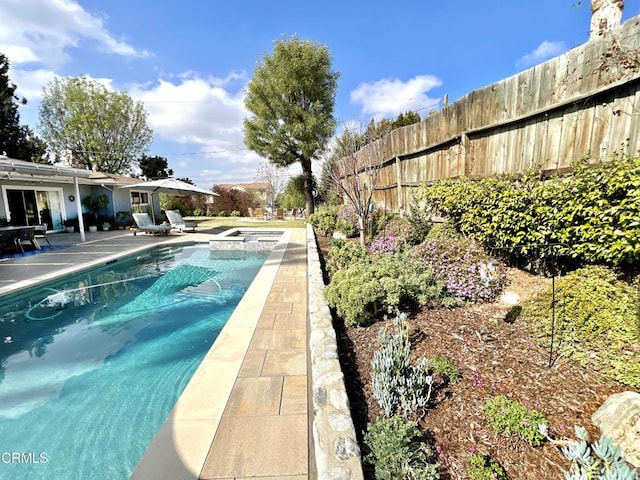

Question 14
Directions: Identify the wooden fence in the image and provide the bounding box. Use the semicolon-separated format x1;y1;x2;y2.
346;15;640;212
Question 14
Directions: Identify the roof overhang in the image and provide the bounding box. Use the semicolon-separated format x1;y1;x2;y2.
0;156;94;180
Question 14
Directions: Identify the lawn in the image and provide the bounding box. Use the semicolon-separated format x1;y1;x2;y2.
185;216;307;230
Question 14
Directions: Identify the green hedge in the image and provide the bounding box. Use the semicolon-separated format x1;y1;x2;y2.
413;154;640;271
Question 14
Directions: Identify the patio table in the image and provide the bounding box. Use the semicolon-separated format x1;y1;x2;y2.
0;226;40;254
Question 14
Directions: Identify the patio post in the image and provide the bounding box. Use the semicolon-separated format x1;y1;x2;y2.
74;176;86;242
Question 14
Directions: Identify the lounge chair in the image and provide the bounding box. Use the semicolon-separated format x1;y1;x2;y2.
165;210;198;232
132;213;171;236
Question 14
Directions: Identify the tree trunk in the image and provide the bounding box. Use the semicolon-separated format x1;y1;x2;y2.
300;157;314;217
358;215;366;246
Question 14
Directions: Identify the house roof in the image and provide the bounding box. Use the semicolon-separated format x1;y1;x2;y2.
0;156;143;186
89;171;144;185
0;156;94;178
216;182;269;191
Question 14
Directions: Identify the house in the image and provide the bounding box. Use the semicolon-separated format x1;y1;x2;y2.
0;156;161;231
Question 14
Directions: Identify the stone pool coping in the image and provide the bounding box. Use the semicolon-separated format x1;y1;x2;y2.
130;229;294;479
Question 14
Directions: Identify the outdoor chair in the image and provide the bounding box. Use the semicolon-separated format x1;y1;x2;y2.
165;210;197;232
131;213;171;236
286;208;298;220
34;224;51;246
247;207;255;220
275;208;284;220
254;207;264;220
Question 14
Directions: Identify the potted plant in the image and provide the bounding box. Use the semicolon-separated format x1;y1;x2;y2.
115;211;132;230
62;219;75;233
102;221;112;231
82;194;109;230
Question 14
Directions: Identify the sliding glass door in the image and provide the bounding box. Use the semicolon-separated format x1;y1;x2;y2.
4;187;64;230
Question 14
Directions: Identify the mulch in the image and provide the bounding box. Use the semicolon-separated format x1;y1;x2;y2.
316;235;634;480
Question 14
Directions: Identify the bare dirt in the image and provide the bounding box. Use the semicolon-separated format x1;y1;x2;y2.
316;235;632;480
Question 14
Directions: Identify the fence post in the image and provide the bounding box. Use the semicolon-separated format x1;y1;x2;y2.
461;133;471;176
395;156;403;213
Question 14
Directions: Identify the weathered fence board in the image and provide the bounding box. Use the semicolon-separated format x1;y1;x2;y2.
341;16;640;212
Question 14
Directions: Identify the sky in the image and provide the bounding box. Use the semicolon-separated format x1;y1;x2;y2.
1;0;638;190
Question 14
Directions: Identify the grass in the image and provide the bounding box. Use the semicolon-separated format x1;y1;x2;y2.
185;216;307;230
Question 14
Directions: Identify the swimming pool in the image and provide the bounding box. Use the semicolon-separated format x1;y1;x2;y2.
0;244;268;480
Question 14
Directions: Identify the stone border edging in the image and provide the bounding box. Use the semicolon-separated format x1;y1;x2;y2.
307;224;364;480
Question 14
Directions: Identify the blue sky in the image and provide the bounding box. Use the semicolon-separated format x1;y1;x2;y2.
1;0;637;189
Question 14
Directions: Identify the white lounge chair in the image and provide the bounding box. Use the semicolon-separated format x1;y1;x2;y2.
165;210;198;232
132;213;171;236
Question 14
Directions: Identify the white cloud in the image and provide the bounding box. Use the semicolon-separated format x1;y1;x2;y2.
0;0;149;68
517;41;567;68
1;0;149;127
130;73;268;186
350;75;442;120
131;73;253;161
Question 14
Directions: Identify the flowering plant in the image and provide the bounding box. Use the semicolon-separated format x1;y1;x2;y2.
414;238;508;303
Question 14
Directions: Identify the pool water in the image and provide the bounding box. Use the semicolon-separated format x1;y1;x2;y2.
0;244;267;480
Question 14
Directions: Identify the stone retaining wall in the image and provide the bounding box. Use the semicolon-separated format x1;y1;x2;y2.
307;224;364;480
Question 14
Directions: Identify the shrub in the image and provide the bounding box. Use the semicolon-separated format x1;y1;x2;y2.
483;395;548;447
414;238;508;304
217;210;227;217
334;218;358;238
408;201;434;244
193;208;204;216
364;415;440;480
412;154;640;271
369;218;413;254
325;239;369;276
371;208;399;239
336;204;359;234
467;453;507;480
324;252;445;326
230;210;241;217
308;205;337;236
428;355;461;383
425;221;459;241
371;313;434;419
523;265;640;388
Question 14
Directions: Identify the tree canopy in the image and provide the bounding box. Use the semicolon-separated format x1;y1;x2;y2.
0;53;47;161
365;110;421;141
139;154;173;179
281;174;309;209
38;75;152;173
243;36;339;216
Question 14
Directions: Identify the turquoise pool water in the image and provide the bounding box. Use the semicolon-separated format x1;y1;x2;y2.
0;244;268;480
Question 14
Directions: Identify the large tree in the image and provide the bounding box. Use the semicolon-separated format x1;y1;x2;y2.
0;53;47;161
243;36;339;216
38;75;152;173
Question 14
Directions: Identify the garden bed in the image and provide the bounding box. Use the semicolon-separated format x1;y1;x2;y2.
317;235;632;480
